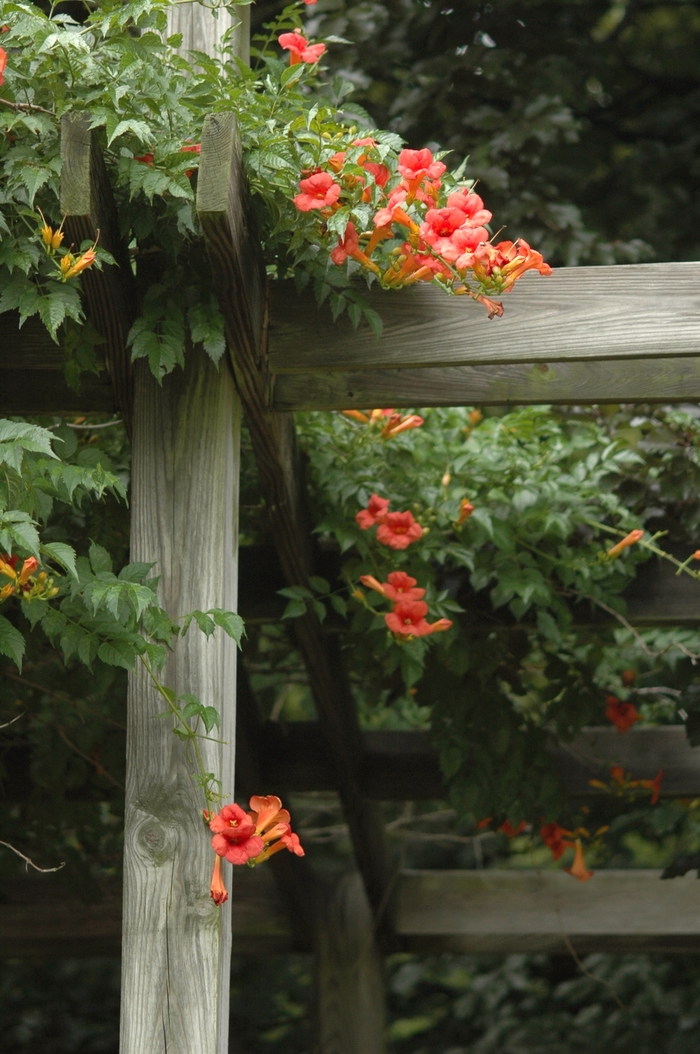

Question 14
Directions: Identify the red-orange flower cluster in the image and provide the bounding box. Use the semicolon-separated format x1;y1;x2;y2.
355;494;423;550
291;134;552;312
340;407;424;439
0;554;57;602
605;694;640;733
590;765;663;805
540;823;594;881
208;795;304;905
359;571;453;639
278;29;326;66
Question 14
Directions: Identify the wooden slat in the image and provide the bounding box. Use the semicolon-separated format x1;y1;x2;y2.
396;869;700;955
0;867;294;959
122;350;240;1054
256;725;700;801
60;114;135;433
273;357;700;411
268;265;700;375
6;869;700;958
197;113;391;939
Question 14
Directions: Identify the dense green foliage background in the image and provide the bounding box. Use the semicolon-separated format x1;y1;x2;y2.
4;0;700;1051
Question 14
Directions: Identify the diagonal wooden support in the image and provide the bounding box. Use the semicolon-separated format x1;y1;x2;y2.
60;114;135;433
197;112;391;937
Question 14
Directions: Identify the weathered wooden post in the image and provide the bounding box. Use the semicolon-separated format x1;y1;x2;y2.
316;874;386;1054
119;7;244;1054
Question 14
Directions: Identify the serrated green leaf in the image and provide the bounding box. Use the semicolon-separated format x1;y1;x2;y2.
282;599;307;619
209;609;245;645
41;542;77;579
0;615;25;670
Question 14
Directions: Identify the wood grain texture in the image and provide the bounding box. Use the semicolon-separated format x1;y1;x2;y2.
166;2;249;64
197;113;390;937
0;867;295;959
272;357;700;411
122;351;240;1054
0;369;115;414
268;265;700;374
60;114;135;432
316;874;386;1054
395;869;700;954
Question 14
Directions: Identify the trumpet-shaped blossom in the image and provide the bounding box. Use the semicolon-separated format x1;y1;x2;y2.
209;802;264;865
383;571;425;602
359;574;388;597
605;695;640;733
471;239;553;291
565;838;594;882
356;494;390;529
606;529;644;559
385;599;434;637
397;148;447;187
293;172;341;212
456;500;475;525
0;47;7;87
376;510;423;549
210;854;228;906
330;222;360;265
499;820;527;838
540;821;574;861
278;29;326;66
445;190;492;226
380;412;424;439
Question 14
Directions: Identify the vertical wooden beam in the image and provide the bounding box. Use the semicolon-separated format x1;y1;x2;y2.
316;874;386;1054
197;113;391;937
60;114;135;433
121;349;240;1054
166;3;250;63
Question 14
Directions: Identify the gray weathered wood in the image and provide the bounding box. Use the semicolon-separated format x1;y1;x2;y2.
122;350;240;1054
9;867;700;959
60;114;135;432
0;866;294;959
268;264;700;374
272;356;700;411
197;113;391;939
316;873;386;1054
396;869;700;955
167;2;249;64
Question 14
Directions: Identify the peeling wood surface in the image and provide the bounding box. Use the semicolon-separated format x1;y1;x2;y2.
60;114;135;432
268;265;700;374
122;351;240;1054
272;357;700;411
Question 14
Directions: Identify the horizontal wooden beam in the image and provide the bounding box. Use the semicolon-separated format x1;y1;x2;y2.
0;867;294;959
6;868;700;958
272;357;700;411
396;869;700;955
268;263;700;375
0;312;116;415
257;725;699;800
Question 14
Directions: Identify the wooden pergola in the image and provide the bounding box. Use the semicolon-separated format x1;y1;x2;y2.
4;8;700;1053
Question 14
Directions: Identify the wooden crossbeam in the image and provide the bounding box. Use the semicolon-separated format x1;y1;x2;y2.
396;869;700;955
272;358;700;411
0;312;115;414
60;115;135;433
196;113;391;939
268;264;700;375
257;725;700;800
5;868;700;958
235;543;700;626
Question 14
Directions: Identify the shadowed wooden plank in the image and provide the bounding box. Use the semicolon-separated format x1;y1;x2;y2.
122;351;240;1054
272;356;700;410
197;113;391;940
395;869;700;954
253;725;700;801
60;114;135;433
0;370;115;414
268;265;700;374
